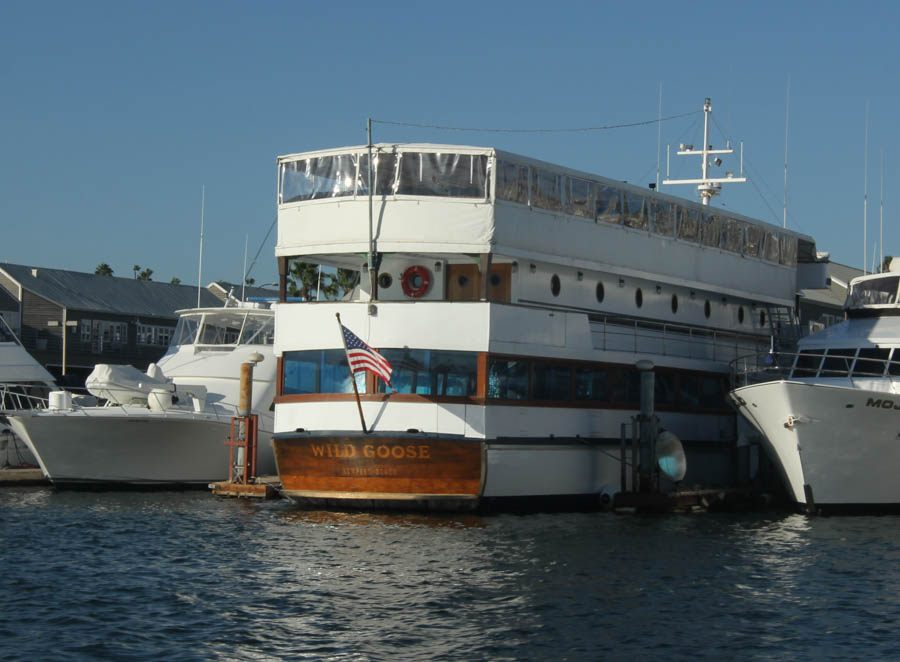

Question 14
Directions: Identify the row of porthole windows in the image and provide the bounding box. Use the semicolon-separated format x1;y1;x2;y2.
548;274;767;326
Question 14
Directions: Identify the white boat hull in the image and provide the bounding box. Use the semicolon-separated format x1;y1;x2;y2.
732;380;900;509
7;407;275;485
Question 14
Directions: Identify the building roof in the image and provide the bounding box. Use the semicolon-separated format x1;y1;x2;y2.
0;263;225;318
798;261;862;309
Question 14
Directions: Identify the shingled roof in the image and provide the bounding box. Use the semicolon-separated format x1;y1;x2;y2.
0;263;225;317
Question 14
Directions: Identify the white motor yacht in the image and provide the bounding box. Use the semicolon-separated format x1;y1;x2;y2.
4;303;276;486
0;315;56;467
731;266;900;512
268;99;827;510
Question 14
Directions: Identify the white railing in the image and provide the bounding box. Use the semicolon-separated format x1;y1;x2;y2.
591;316;767;364
730;350;898;388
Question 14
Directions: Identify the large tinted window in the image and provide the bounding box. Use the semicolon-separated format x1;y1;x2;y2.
533;363;571;400
487;359;529;399
378;349;477;396
792;349;825;377
821;348;856;376
282;350;362;395
855;347;890;376
575;366;609;401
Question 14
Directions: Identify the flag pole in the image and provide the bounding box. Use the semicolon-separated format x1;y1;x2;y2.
336;312;368;434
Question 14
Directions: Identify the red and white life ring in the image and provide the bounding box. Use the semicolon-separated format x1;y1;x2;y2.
400;265;432;298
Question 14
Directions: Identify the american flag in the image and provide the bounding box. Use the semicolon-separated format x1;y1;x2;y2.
340;324;393;385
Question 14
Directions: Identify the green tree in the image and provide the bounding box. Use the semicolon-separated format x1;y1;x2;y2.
170;277;181;285
244;277;256;286
325;268;360;300
881;256;894;273
94;263;113;276
287;261;318;300
132;264;140;279
137;268;153;281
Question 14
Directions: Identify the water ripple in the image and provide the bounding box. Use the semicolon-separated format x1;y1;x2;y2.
4;489;900;660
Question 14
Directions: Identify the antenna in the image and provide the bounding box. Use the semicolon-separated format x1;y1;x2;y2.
655;82;662;190
864;101;869;275
784;77;790;228
662;97;746;205
197;184;205;307
241;234;248;302
881;149;885;272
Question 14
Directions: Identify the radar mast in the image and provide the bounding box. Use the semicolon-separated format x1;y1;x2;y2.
663;97;746;205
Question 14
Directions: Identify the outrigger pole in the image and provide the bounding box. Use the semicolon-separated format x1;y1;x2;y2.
336;312;368;434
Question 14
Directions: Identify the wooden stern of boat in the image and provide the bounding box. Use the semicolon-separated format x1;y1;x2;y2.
273;434;484;508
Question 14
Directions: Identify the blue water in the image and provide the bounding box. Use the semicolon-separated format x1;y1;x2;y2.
2;488;900;661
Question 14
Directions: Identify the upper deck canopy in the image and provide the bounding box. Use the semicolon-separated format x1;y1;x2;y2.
276;144;818;303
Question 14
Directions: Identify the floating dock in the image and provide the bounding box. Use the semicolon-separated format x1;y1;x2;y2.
0;467;48;486
209;474;281;499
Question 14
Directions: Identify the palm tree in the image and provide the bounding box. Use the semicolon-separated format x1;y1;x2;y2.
326;268;360;300
287;261;319;300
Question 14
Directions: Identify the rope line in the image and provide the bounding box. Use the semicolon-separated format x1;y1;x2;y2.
372;109;701;134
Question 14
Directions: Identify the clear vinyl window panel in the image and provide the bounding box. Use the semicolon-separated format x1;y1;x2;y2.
238;315;275;345
848;276;900;307
171;316;200;346
495;161;529;204
280;154;359;203
397;153;488;198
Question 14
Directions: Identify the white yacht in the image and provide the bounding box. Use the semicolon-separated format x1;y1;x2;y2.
731;266;900;513
0;314;56;467
4;303;276;486
270;101;824;509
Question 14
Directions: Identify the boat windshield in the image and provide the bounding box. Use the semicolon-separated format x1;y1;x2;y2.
171;315;201;346
171;312;274;348
238;314;275;345
847;276;900;307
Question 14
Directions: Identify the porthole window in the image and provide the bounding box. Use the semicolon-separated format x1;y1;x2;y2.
704;300;711;318
738;306;745;324
378;273;393;289
550;274;561;297
457;274;469;287
760;310;766;327
635;288;643;308
596;282;605;303
671;294;678;314
490;273;502;287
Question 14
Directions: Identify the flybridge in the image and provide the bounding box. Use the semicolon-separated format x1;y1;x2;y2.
275;143;818;305
276;143;813;267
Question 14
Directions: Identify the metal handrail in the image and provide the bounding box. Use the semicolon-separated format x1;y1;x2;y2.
730;350;898;388
592;315;767;363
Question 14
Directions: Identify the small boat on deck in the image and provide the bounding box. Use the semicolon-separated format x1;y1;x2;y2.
731;265;900;513
4;303;276;486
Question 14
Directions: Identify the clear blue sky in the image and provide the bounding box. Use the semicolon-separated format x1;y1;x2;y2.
3;1;898;285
